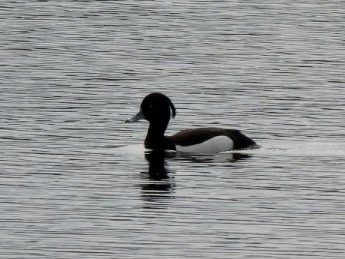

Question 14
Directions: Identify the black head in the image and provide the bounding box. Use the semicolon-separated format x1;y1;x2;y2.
126;93;177;150
126;92;176;124
141;93;176;122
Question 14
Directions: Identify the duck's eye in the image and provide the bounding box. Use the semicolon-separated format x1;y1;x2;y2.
148;104;154;109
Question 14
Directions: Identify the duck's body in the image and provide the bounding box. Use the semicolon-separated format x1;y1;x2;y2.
126;93;259;153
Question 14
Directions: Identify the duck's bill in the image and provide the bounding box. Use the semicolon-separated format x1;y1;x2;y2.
125;110;145;123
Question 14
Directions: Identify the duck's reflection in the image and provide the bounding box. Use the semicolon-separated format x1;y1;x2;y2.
139;150;252;204
139;150;175;204
145;150;172;180
174;151;251;163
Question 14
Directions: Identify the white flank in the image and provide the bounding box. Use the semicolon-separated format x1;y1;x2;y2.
176;136;233;154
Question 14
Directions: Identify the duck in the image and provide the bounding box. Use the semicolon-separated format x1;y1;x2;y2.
126;92;259;153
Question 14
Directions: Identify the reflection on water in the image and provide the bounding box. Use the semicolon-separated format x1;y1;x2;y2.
174;152;252;163
140;150;174;203
140;150;252;204
145;151;171;180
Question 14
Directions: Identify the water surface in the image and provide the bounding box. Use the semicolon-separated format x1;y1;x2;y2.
0;1;344;258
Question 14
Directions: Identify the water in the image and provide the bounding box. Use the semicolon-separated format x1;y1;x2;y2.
1;1;345;258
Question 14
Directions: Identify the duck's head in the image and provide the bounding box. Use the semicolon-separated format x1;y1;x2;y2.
126;93;176;125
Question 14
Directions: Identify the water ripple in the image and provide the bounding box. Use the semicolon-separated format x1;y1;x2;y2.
1;1;345;258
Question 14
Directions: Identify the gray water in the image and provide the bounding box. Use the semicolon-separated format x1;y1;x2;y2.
1;1;345;258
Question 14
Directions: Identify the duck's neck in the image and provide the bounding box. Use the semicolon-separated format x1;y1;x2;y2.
144;121;168;150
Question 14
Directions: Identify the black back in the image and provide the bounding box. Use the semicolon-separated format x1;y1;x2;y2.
169;127;257;150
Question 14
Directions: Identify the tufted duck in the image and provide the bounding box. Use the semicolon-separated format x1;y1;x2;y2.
126;93;259;153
